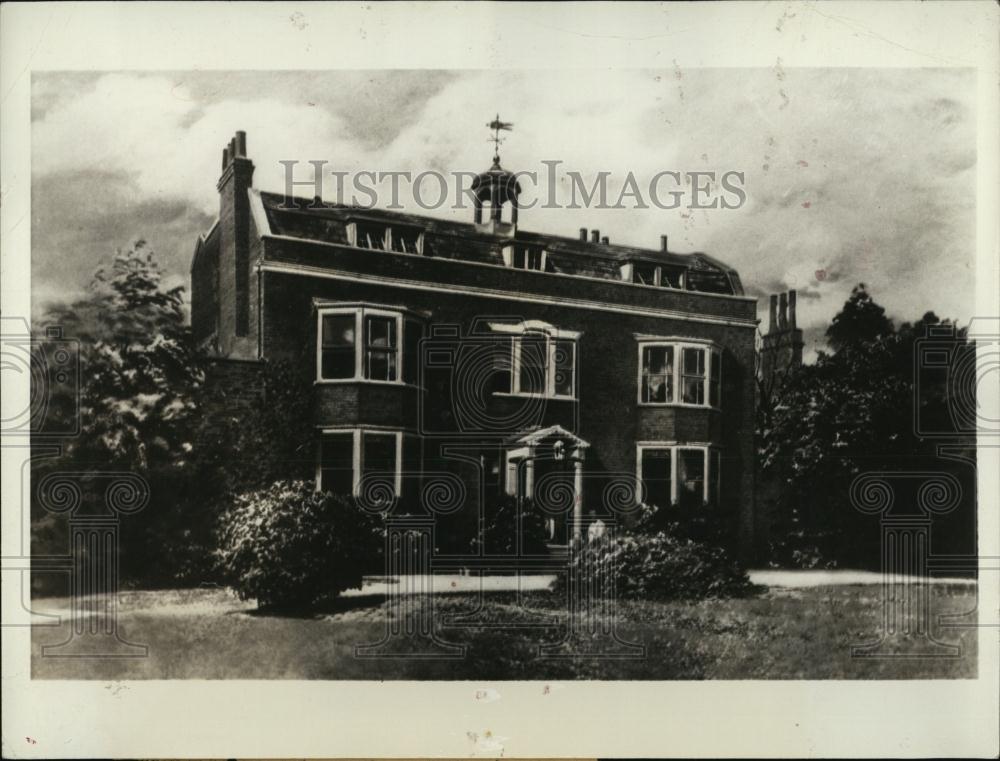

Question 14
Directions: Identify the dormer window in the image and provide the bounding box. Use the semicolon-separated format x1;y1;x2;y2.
502;244;549;272
623;261;685;289
347;219;424;254
389;227;422;254
351;221;388;250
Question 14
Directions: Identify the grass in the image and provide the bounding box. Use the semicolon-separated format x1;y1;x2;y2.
31;584;978;680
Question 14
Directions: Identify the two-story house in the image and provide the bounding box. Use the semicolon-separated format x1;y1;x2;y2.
191;131;759;557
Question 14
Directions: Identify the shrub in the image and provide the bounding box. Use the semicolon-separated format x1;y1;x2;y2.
554;529;754;601
470;496;551;555
215;480;383;609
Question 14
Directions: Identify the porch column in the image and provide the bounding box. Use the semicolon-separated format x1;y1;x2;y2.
573;457;584;542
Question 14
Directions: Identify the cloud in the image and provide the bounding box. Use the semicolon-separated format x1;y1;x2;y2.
32;69;976;352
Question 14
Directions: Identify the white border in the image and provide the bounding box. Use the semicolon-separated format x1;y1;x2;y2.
2;2;998;759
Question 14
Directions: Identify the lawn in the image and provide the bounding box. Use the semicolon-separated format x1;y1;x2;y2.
30;583;978;680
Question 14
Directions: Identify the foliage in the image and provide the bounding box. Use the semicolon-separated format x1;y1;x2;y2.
32;241;206;591
757;284;977;568
215;481;383;609
38;240;202;470
470;495;551;555
825;283;895;351
554;529;754;601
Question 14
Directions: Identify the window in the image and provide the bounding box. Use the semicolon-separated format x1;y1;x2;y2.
365;314;397;381
517;335;547;395
709;350;721;407
512;333;576;399
319;433;355;495
318;307;425;384
362;432;397;496
640;448;672;507
503;245;549;272
489;321;579;400
633;263;658;286
641;346;674;403
552;339;575;397
318;429;409;498
354;221;388;250
637;445;719;507
681;347;706;404
320;314;356;380
402;319;423;386
638;341;721;408
349;220;424;254
676;448;705;509
390;227;422;254
709;449;721;504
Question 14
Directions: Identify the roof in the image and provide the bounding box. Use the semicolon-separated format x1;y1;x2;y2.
250;190;743;295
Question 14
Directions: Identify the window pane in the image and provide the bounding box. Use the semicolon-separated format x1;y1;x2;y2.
709;350;721;407
321;314;356;379
518;336;546;394
491;337;513;394
642;346;673;403
403;320;423;385
365;315;397;381
677;449;705;508
640;449;671;508
709;449;721;505
553;339;575;397
513;248;526;269
682;347;706;404
634;264;657;285
320;433;354;495
357;223;386;250
401;435;421;504
362;433;397;499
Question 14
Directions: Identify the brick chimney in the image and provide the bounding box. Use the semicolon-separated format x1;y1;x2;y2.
759;288;804;384
217;130;255;354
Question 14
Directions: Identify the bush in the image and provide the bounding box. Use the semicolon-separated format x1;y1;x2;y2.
470;496;551;555
215;481;383;609
554;529;754;601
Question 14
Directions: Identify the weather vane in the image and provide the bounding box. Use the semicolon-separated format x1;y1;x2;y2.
487;113;513;162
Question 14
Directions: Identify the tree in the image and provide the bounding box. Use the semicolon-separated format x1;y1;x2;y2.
33;241;205;587
825;283;894;352
758;286;976;568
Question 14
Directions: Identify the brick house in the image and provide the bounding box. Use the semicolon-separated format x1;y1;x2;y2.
191;132;760;556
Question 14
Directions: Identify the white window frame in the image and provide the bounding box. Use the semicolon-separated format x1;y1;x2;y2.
621;261;686;289
347;220;424;255
637;338;721;409
489;321;579;400
635;442;719;506
502;244;548;272
316;427;405;497
317;306;415;385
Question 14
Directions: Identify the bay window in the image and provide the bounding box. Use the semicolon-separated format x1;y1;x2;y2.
637;444;720;507
638;340;721;408
318;429;409;498
317;306;424;385
364;314;397;381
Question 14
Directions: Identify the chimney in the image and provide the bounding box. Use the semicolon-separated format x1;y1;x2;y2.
660;235;668;252
768;294;778;333
601;236;609;245
591;229;600;243
788;289;797;329
778;292;788;329
579;227;588;241
217;131;255;349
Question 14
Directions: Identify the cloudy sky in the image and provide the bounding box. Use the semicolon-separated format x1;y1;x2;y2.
32;68;975;357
